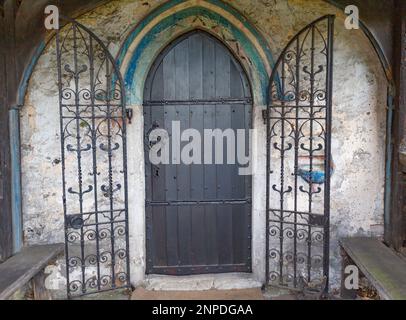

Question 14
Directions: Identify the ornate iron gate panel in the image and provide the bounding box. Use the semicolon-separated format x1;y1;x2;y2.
56;17;130;298
265;15;334;290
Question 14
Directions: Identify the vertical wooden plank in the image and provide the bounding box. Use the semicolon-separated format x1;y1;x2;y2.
230;60;245;99
203;106;218;266
231;62;244;264
230;60;247;201
189;33;203;100
0;13;7;261
150;107;165;203
144;104;152;202
215;43;233;265
148;67;167;267
144;91;154;271
203;35;216;100
149;63;166;220
174;38;190;101
244;100;253;268
4;1;17;102
163;49;179;266
401;5;406;248
230;60;251;265
150;62;164;101
164;49;176;100
190;105;206;266
388;0;406;250
151;206;167;267
202;36;218;265
0;1;15;261
189;34;206;265
32;270;51;300
164;107;179;267
175;38;192;266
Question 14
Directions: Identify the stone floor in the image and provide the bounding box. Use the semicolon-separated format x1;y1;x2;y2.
131;287;266;300
76;289;132;300
75;286;298;300
62;283;310;300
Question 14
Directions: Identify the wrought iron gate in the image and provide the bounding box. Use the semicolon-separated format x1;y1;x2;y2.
265;15;334;290
56;17;130;298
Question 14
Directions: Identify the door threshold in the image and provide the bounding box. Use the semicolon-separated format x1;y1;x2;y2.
144;273;262;291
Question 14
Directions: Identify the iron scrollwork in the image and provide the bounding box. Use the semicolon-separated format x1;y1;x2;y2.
266;15;334;291
56;17;130;298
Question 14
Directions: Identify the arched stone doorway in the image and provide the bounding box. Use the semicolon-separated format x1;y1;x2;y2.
18;0;390;293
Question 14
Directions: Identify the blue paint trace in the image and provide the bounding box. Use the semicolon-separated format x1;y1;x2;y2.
297;158;335;192
10;108;23;253
116;2;275;105
298;168;329;185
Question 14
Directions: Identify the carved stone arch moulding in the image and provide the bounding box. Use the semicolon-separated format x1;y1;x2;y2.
116;0;275;106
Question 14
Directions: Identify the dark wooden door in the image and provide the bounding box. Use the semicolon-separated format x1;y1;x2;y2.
144;31;252;275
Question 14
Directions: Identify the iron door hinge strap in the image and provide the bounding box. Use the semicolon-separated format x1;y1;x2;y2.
126;108;133;124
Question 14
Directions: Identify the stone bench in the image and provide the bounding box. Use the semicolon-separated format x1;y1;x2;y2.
340;237;406;300
0;244;64;300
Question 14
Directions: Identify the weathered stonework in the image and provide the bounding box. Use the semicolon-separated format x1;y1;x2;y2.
21;0;387;293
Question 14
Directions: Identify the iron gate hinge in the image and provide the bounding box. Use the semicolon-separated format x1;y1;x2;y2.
126;108;133;124
67;214;84;229
262;109;268;124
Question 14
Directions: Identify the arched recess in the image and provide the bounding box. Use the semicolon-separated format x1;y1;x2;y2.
11;0;393;287
116;1;274;283
11;0;275;286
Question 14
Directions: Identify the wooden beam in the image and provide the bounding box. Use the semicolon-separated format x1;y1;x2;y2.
0;0;15;262
0;7;8;262
0;244;63;300
387;0;406;250
340;238;406;300
32;269;51;300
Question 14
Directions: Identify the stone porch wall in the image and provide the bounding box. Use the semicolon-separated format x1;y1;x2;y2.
21;0;387;290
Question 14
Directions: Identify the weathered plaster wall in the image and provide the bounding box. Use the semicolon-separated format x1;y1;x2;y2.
21;0;387;291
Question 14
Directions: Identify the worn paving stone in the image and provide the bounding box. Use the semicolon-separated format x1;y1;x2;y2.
131;287;265;300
